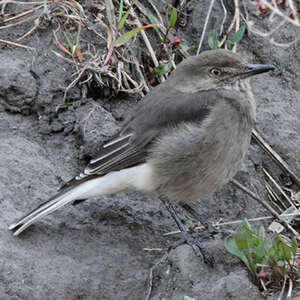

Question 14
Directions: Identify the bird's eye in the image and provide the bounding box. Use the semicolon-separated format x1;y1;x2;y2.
210;68;222;76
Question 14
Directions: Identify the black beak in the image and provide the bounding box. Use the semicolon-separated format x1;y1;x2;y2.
243;64;275;77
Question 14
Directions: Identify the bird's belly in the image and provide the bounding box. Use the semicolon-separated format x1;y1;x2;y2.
148;121;252;203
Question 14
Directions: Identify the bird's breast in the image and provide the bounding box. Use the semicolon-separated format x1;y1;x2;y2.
148;100;253;204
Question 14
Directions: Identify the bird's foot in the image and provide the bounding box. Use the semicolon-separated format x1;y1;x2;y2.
160;196;214;266
183;232;214;266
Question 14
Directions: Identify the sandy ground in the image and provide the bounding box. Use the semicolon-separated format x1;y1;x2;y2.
0;0;299;299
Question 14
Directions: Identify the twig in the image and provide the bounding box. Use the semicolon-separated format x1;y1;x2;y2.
166;211;300;235
265;181;288;211
52;50;78;65
287;0;298;21
17;16;41;41
135;0;189;58
124;0;158;68
148;0;164;25
246;19;287;38
121;70;144;93
143;248;164;251
252;128;300;188
127;47;149;93
232;0;240;53
0;15;37;29
214;213;300;227
278;275;287;300
145;252;168;300
260;278;268;292
218;3;239;48
263;168;300;214
0;38;35;50
231;179;279;216
0;1;45;4
286;278;293;299
80;103;115;135
260;0;300;27
231;179;300;237
1;8;36;23
62;67;86;102
219;0;227;36
53;30;74;57
269;36;300;48
196;0;215;55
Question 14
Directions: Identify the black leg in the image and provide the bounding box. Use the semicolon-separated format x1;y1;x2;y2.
160;197;214;266
181;204;209;227
181;204;217;235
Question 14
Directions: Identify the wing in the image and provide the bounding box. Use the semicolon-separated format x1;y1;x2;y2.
63;86;223;188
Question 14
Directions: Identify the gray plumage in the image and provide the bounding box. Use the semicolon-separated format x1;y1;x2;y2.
9;49;274;236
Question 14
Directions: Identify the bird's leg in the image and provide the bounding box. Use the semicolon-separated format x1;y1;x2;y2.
181;204;216;236
182;203;233;239
160;196;214;266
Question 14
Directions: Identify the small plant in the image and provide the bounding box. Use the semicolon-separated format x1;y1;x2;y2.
146;0;195;77
183;296;195;300
208;25;246;50
104;0;155;65
250;0;297;19
225;220;299;295
146;0;180;76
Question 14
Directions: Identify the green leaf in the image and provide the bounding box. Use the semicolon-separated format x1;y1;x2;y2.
179;42;197;52
273;236;282;248
105;0;115;32
63;33;75;54
270;236;291;262
291;238;298;256
208;31;219;49
278;242;291;261
234;220;259;252
268;246;276;260
179;41;189;51
118;0;124;23
165;0;169;27
183;297;196;300
56;102;73;112
225;236;250;270
258;226;266;241
118;0;134;30
255;244;267;263
169;7;178;28
242;219;252;229
255;226;268;263
277;260;285;267
146;8;162;40
296;157;300;163
235;222;258;251
231;25;246;44
227;40;234;50
75;24;81;48
246;251;257;274
114;25;153;47
154;63;169;76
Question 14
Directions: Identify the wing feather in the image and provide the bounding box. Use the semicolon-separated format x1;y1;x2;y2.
64;88;222;187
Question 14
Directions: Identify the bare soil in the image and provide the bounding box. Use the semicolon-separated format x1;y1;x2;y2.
0;1;299;299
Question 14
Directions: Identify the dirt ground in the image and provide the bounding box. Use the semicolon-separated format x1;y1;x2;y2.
0;0;299;299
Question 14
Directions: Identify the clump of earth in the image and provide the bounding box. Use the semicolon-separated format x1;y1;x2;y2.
0;1;299;299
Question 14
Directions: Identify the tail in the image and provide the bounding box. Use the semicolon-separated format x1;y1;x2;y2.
9;163;150;236
8;183;86;236
9;174;103;236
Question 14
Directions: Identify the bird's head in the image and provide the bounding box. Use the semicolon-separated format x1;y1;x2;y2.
170;49;275;92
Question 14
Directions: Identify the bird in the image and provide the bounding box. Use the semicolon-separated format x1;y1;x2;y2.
9;49;274;263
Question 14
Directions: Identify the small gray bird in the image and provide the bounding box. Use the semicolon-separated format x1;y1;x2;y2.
9;49;274;262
